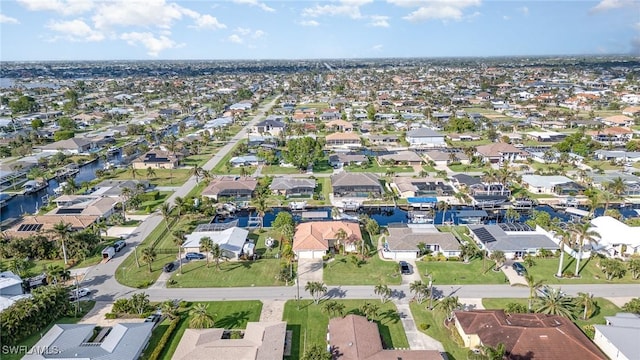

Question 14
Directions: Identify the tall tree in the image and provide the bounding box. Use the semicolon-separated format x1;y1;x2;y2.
569;221;600;277
305;281;327;304
534;287;575;319
161;203;173;231
437;296;461;322
514;274;545;311
141;247;157;273
199;237;213;268
489;250;506;271
52;221;72;265
360;302;379;321
173;230;185;274
189;303;215;329
374;284;392;303
575;292;596;320
555;229;573;278
210;243;225;271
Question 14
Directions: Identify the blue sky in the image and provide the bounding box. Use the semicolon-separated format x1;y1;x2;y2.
0;0;638;61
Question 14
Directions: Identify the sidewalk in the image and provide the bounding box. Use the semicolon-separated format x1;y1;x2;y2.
260;300;286;322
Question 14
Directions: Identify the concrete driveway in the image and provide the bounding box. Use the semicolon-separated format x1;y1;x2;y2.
297;258;323;284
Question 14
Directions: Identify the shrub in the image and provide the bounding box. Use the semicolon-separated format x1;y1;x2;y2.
147;317;180;360
179;301;191;308
419;323;430;331
105;313;117;319
446;256;460;262
322;254;332;261
422;255;435;262
563;270;575;278
582;324;595;339
54;130;75;141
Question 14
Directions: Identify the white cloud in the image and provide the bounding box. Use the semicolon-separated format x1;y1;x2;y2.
232;0;275;13
302;0;373;19
369;15;390;27
591;0;636;12
0;13;20;24
191;14;226;30
92;0;185;30
46;19;104;41
390;0;482;22
372;44;383;51
252;30;265;39
17;0;94;16
228;34;243;44
120;31;182;56
236;27;252;36
519;6;529;16
299;20;320;27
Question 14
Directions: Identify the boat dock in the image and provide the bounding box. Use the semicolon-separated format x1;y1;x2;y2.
55;164;80;179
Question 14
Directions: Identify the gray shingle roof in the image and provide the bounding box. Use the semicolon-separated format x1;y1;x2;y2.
331;172;381;188
387;224;461;252
269;178;316;191
406;128;444;138
468;225;558;252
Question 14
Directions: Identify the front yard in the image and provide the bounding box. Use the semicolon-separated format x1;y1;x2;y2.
103;168;192;186
523;257;640;284
282;299;409;360
324;255;402;285
168;258;292;287
410;302;468;360
415;259;508;285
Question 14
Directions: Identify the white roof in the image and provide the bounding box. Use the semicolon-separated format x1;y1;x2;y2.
183;227;249;256
521;175;573;188
590;216;640;249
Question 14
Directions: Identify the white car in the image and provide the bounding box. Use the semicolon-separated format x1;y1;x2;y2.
69;288;91;301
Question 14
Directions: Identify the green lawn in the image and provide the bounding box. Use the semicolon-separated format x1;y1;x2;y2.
181;145;222;167
307;177;332;206
283;299;408;360
134;191;172;214
168;258;292;287
410;302;469;360
415;259;508;285
447;163;490;173
210;141;247;174
345;164;414;173
262;165;306;174
482;297;621;329
324;255;402;285
525;257;640;284
3;301;95;360
155;301;262;360
105;168;192;186
586;160;623;171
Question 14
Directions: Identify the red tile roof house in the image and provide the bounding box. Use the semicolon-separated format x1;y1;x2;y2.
293;221;362;259
329;314;444;360
454;310;607;360
475;143;529;164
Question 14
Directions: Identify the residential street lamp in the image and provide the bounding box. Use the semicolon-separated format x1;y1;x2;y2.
428;273;434;310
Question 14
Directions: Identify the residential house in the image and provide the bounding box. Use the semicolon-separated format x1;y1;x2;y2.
526;131;567;142
622;106;640;117
593;313;640;360
201;176;258;201
467;223;559;259
586;171;640;196
321;110;341;121
182;222;249;259
454;310;606;360
383;224;461;260
253;119;285;137
293;221;362;258
368;134;399;145
589;216;640;257
39;137;95;155
391;176;454;198
328;315;444;360
229;101;253;111
521;175;584;195
405;128;446;148
588;127;633;144
172;322;286;360
3;215;99;239
132;150;180;170
328;153;369;168
331;172;382;198
475;143;529;163
594;150;640;163
269;178;316;198
424;150;470;166
91;180;151;197
447;133;482;142
325;132;361;148
49;195;120;218
0;271;29;312
229;155;264;167
377;150;423;166
602;115;634;127
326;119;353;132
23;323;154;360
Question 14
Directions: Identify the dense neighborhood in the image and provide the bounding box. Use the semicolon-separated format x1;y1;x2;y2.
0;57;639;360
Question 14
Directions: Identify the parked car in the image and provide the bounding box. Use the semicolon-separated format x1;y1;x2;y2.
185;252;206;260
163;262;177;272
113;240;126;252
69;288;91;301
538;285;566;297
144;314;162;323
399;261;411;275
512;262;527;276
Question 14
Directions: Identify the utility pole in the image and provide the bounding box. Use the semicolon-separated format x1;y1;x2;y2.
296;264;300;310
428;273;434;310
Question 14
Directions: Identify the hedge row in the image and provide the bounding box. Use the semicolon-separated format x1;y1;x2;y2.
138;191;160;202
147;317;181;360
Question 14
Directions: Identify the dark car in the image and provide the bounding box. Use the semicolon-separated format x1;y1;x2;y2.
185;252;206;260
399;261;411;275
163;262;177;272
113;240;126;252
512;262;527;276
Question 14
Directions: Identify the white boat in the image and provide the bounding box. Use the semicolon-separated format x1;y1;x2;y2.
408;211;434;224
22;180;47;194
289;201;307;211
223;203;237;213
54;182;67;196
341;200;361;211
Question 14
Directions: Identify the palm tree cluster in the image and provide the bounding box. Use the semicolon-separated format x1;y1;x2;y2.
305;281;327;304
1;285;72;345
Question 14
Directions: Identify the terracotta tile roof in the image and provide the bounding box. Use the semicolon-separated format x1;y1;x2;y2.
603;115;633;124
327;119;353;128
201;176;258;196
326;132;361;141
3;215;99;238
476;143;528;157
329;315;443;360
293;221;362;252
454;310;606;360
587;126;633;135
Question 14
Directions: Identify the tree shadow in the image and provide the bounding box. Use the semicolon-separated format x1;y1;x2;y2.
378;309;400;325
326;287;347;299
226;261;253;271
215;310;250;329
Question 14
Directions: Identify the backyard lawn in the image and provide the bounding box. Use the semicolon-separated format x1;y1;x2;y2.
148;301;262;360
283;299;408;360
447;163;491;173
104;168;192;186
345;164;414;174
3;301;95;360
410;302;469;360
324;255;402;285
415;259;508;285
524;257;640;284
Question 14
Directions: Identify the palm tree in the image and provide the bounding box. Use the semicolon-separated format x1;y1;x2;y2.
305;281;327;304
173;230;185;274
477;343;506;360
534;287;575;319
514;274;545;311
437;296;461;322
160;203;173;231
575;292;596;320
199;237;213;268
161;300;179;320
409;280;428;303
189;303;215;329
146;167;156;180
210;243;225;271
174;196;185;217
374;284;392;303
128;165;138;179
360;302;379;321
334;228;348;255
569;221;601;277
607;177;626;199
322;300;345;318
190;165;204;183
52;221;72;265
504;208;520;223
555;229;573;278
489;250;506;271
460;243;478;263
600;191;616;212
141;247;157;273
252;196;269;229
